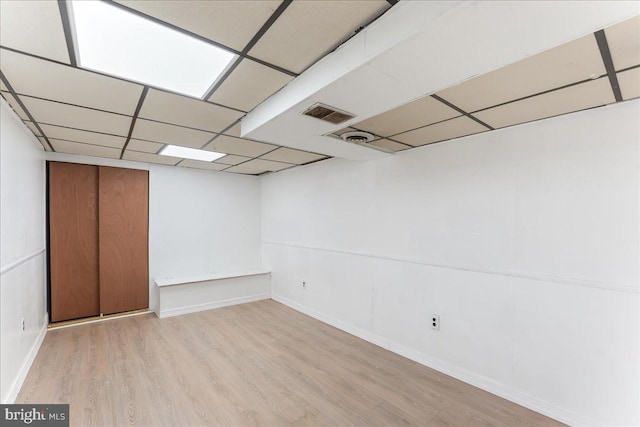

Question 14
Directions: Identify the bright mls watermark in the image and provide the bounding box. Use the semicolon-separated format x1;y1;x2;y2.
0;405;68;426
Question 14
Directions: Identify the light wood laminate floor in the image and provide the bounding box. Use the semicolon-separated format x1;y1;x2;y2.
18;300;564;426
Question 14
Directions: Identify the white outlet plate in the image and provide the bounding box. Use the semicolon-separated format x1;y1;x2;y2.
430;314;439;330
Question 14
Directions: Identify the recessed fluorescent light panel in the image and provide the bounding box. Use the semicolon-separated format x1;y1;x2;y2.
160;145;226;162
69;1;236;98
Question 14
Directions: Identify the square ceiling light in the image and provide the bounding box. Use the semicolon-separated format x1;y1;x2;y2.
69;0;236;98
159;145;226;162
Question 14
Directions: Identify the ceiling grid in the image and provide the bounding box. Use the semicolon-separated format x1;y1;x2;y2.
0;2;637;174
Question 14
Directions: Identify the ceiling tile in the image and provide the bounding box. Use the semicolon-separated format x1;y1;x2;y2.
474;78;616;129
23;121;42;136
0;1;70;63
369;139;410;152
0;80;7;91
178;160;228;171
20;97;132;135
1;91;29;120
436;34;606;113
39;124;125;149
215;154;252;166
223;123;242;137
50;140;121;159
239;158;292;172
260;147;326;164
605;15;640;71
127;139;164;154
394;116;488;147
115;1;282;52
0;49;143;115
131;119;213;148
224;164;267;175
139;89;244;133
205;135;275;157
618;67;640;100
353;96;460;137
249;0;389;73
123;150;181;165
208;59;293;111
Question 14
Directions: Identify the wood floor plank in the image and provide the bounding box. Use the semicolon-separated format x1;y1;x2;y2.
17;300;564;426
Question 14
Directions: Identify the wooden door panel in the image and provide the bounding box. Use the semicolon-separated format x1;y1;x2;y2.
99;167;149;314
49;162;100;322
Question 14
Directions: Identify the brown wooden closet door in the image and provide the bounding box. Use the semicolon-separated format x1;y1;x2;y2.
49;162;100;322
99;167;149;314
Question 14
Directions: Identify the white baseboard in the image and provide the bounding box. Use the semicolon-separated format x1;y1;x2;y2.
3;313;48;404
272;294;598;427
157;293;271;319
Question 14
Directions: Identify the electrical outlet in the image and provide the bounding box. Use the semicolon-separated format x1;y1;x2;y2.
430;314;439;330
302;281;307;290
21;317;25;332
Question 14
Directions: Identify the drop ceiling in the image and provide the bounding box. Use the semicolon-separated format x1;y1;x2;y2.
0;1;638;176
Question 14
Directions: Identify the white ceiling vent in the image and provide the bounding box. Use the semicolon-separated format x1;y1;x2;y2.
302;103;355;125
341;131;374;144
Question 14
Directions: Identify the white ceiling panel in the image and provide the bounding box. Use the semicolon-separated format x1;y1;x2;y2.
249;0;389;73
223;123;242;137
0;1;70;63
50;140;121;159
394;116;488;147
21;97;132;135
39;124;125;149
436;34;607;113
474;78;616;129
618;68;640;100
369;139;410;152
127;139;164;154
205;135;275;157
0;80;7;91
224;164;267;175
353;96;460;137
215;154;252;166
208;59;293;112
123;150;181;165
239;158;292;172
0;49;143;115
1;92;29;120
260;147;326;164
139;89;243;133
131;119;213;148
179;160;228;171
115;1;282;52
605;15;640;71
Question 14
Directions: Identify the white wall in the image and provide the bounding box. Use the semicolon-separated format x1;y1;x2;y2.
43;152;263;312
0;99;47;403
261;100;640;426
148;164;262;310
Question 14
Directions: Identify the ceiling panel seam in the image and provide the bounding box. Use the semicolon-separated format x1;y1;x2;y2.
57;0;77;67
594;30;623;102
119;86;148;159
0;71;55;151
203;0;294;101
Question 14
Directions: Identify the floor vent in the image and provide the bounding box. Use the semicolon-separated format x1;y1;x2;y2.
302;103;355;124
